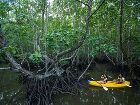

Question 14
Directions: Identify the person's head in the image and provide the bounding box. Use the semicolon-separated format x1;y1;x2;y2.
101;74;104;76
118;74;122;77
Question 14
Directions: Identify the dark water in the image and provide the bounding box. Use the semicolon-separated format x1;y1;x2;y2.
53;64;140;105
54;87;140;105
0;64;140;105
0;64;25;105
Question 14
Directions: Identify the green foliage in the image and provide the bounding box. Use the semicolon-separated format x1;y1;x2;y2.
0;1;12;18
29;51;42;63
42;29;80;55
0;0;139;63
87;35;117;57
4;45;17;55
124;35;140;59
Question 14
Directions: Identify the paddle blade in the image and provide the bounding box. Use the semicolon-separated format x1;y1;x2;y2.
91;78;94;80
103;87;108;91
126;84;132;87
128;85;132;87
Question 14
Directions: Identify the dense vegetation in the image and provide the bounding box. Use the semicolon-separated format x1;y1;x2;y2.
0;0;139;105
0;0;139;63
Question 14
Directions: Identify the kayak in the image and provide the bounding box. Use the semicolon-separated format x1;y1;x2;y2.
89;81;130;88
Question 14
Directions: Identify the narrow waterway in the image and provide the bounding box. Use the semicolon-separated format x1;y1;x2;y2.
54;86;140;105
0;64;25;105
0;63;140;105
53;64;140;105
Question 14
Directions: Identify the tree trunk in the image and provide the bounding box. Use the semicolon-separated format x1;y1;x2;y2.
117;0;124;66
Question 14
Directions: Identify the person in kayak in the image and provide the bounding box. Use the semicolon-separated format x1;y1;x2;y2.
99;74;108;84
115;74;125;84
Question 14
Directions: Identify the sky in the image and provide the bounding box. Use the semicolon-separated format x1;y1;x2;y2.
48;0;54;5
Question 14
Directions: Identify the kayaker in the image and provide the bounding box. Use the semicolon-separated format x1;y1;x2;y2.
99;74;108;84
115;74;125;84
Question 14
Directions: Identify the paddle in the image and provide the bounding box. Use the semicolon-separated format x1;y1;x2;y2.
91;78;108;91
125;84;132;87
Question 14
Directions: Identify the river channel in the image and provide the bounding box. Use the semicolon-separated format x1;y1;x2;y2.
0;63;140;105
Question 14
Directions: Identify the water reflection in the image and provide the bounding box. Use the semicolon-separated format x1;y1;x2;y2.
54;86;140;105
0;65;25;105
54;64;140;105
0;64;140;105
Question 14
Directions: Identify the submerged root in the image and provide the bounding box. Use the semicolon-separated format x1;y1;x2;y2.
23;69;79;105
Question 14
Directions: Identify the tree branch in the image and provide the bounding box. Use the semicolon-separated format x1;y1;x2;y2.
57;0;105;59
87;0;105;20
78;57;93;81
57;0;93;58
59;50;78;62
0;67;10;70
0;24;60;80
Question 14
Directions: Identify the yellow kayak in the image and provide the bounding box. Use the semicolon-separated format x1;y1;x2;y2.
89;81;130;88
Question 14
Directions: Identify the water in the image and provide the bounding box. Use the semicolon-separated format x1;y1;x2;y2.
0;63;140;105
0;64;25;105
54;85;140;105
53;63;140;105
